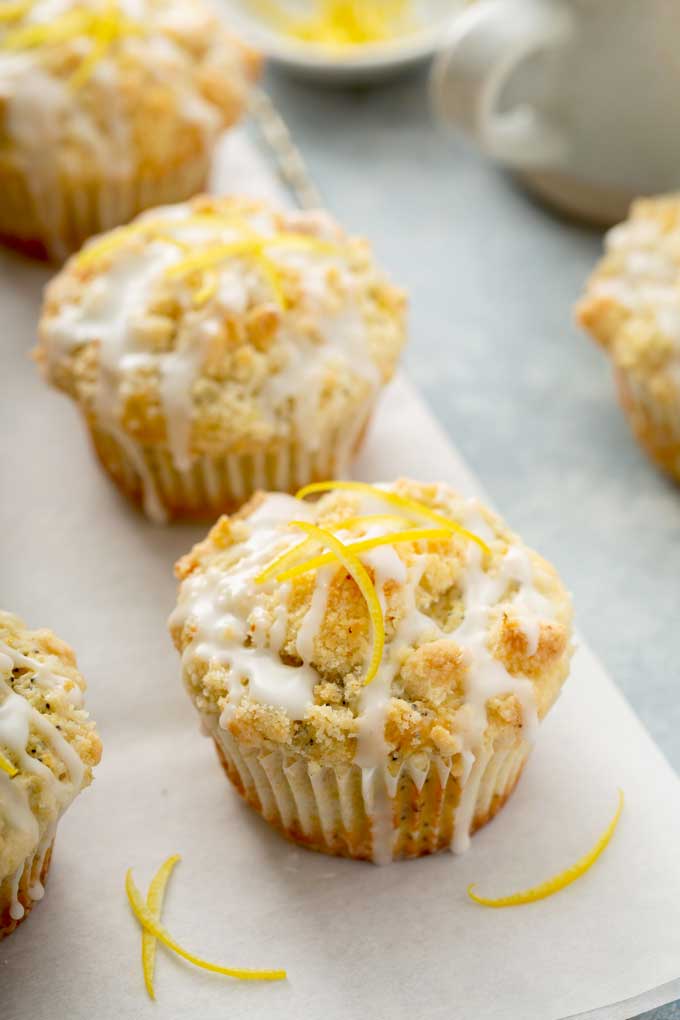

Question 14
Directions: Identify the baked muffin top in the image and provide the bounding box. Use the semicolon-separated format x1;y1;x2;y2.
0;611;101;895
0;0;257;172
37;195;407;470
170;479;572;795
578;195;680;393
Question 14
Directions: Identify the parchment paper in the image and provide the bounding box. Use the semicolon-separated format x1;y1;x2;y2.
1;132;679;1020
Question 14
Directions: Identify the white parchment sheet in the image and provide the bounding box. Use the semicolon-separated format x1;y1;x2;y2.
1;132;679;1020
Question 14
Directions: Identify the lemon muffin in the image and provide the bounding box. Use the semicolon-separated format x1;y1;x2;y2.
0;611;101;937
36;196;407;523
169;479;573;863
0;0;258;260
577;195;680;482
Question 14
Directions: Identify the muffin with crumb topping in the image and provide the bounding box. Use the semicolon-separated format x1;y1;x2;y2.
36;195;407;523
169;479;572;863
577;194;680;482
0;611;101;937
0;0;259;260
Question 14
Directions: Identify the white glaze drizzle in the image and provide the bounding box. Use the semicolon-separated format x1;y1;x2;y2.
296;566;332;663
173;489;558;863
170;494;318;724
0;638;88;919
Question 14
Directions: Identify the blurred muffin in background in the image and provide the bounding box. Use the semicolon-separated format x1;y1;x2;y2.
0;611;101;938
169;479;572;862
36;195;407;522
578;195;680;483
0;0;259;260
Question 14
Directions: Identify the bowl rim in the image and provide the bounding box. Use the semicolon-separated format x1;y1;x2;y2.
225;6;463;72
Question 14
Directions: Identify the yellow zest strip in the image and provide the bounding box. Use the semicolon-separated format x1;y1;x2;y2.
289;521;385;685
468;790;624;908
329;513;406;531
255;514;418;586
141;854;181;1000
192;271;218;308
3;8;86;48
165;234;336;279
255;515;405;585
249;251;286;307
165;239;267;279
0;752;18;778
69;31;109;89
296;481;490;556
255;536;316;585
126;869;286;982
75;219;191;270
276;527;452;584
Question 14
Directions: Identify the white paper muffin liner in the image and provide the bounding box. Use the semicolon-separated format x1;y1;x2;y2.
615;366;680;481
210;723;531;863
0;833;54;939
0;150;211;261
86;398;376;523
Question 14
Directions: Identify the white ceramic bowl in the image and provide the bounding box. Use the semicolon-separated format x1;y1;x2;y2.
219;0;471;85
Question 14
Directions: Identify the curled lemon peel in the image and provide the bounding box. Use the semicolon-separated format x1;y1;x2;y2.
248;250;286;308
141;854;181;1000
468;790;624;908
74;219;184;269
126;869;286;982
74;211;251;270
255;536;316;586
275;527;452;583
329;513;406;531
296;481;491;556
254;514;407;585
166;232;338;308
0;752;17;778
192;271;218;308
73;215;337;311
289;520;385;685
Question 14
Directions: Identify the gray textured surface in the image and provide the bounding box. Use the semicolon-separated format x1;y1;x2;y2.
263;65;680;1020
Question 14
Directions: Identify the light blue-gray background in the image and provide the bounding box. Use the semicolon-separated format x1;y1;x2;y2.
263;65;679;1020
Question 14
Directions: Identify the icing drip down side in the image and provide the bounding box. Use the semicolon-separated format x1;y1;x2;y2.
171;484;572;863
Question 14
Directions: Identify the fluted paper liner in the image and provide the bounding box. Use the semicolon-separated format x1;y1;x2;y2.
0;151;210;261
210;722;530;863
86;398;375;522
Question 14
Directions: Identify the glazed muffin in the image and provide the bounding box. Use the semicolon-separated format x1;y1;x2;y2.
36;196;407;523
577;195;680;482
0;0;259;260
169;479;573;863
0;611;101;937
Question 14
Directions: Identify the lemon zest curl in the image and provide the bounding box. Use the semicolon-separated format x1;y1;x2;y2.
126;867;286;985
468;790;624;908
